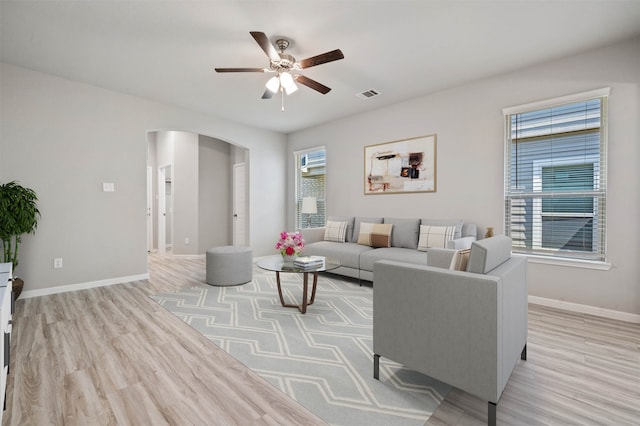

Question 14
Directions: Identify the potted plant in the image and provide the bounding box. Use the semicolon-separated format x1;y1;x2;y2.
0;181;40;299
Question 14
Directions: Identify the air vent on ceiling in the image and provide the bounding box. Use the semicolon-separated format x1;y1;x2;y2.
356;89;381;100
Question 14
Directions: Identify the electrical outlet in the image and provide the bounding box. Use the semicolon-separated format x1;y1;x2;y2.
184;237;190;245
53;258;63;269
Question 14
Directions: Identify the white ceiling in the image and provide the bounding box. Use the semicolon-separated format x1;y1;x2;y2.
2;1;639;134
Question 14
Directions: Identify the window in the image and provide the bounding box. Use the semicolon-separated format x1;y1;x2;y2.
504;88;608;262
295;147;326;229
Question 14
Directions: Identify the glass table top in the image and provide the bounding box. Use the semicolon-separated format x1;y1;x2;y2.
256;255;341;273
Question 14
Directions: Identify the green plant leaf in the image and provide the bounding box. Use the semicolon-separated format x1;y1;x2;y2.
0;181;40;268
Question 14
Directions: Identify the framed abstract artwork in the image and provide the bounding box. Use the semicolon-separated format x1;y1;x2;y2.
364;134;437;194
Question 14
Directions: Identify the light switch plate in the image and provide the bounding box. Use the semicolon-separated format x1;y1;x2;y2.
102;182;115;192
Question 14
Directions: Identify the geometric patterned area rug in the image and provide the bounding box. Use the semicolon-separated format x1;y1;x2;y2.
151;267;450;425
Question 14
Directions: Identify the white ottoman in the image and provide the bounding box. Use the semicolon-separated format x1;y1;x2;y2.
206;245;253;286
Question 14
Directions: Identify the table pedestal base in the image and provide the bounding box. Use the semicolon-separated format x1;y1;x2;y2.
275;271;318;314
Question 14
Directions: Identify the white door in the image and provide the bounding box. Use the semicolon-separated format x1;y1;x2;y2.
233;162;248;246
146;166;153;252
157;165;171;253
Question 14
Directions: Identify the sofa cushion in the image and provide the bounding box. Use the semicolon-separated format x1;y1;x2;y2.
461;222;477;239
328;216;355;242
304;241;373;269
421;218;463;240
350;217;383;243
384;217;421;249
324;220;349;243
467;235;512;274
357;223;393;248
360;247;428;272
417;225;457;251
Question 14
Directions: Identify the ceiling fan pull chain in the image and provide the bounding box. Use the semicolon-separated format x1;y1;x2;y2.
281;88;285;112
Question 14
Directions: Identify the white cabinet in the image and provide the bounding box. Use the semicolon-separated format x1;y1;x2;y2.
0;263;13;423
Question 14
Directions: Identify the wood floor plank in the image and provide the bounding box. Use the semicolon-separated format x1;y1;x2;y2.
3;253;640;425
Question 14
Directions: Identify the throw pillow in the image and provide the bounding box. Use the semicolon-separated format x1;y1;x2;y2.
357;222;393;248
417;225;457;251
350;217;384;243
324;220;348;243
449;249;471;271
420;218;463;240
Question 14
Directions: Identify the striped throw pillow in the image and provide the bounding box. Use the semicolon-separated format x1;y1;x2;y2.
418;225;456;251
324;221;348;243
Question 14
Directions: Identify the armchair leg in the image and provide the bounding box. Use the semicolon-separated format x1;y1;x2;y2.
373;354;380;380
488;401;496;426
521;344;527;361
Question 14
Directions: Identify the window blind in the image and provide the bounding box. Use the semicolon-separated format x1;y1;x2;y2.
504;91;608;261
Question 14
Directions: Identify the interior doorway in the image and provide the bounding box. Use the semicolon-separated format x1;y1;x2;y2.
147;166;153;252
158;164;173;253
233;162;248;246
147;131;249;254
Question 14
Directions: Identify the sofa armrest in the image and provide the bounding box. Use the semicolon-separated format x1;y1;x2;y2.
300;227;326;244
447;236;477;250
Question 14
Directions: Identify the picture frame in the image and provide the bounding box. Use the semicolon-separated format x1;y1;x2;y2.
364;134;437;194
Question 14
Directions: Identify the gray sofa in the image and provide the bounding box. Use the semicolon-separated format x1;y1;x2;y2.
301;216;477;281
373;235;528;426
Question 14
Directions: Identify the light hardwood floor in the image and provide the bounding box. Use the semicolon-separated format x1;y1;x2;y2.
3;254;639;425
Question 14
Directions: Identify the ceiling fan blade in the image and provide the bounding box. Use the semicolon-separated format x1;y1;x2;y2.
214;68;265;73
261;89;275;99
296;75;331;94
299;49;344;69
250;31;281;62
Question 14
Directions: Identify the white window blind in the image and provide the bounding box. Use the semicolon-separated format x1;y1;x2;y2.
504;89;608;262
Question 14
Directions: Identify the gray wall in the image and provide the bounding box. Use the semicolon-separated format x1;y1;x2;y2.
198;135;232;252
287;37;640;316
0;62;287;293
171;131;199;255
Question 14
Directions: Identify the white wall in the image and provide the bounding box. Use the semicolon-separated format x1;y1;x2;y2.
288;37;640;316
0;63;287;293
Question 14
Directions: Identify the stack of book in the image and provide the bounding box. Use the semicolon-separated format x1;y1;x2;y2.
293;256;325;270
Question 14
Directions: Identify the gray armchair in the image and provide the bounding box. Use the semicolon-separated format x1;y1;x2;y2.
373;235;527;426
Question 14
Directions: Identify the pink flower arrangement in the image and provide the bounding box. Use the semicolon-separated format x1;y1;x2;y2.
275;231;305;257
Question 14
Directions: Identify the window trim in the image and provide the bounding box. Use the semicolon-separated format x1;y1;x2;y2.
503;88;609;265
502;87;610;115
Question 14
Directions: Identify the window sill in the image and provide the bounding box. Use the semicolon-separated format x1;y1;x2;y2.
513;253;612;270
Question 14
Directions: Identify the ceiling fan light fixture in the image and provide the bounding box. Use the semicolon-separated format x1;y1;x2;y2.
217;32;344;100
266;76;280;93
280;72;298;95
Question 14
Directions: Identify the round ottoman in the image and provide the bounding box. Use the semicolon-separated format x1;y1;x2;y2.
206;245;253;286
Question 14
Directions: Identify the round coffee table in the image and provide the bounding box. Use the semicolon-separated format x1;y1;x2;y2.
256;256;340;314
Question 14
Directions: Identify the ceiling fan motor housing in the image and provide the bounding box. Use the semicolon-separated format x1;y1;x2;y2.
273;53;297;70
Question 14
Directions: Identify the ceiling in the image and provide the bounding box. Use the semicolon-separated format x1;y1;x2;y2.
2;1;639;134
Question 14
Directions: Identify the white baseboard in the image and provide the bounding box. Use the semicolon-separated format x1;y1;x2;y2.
19;273;150;299
528;295;640;324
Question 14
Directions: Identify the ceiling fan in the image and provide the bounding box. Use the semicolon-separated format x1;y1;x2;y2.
215;31;344;101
